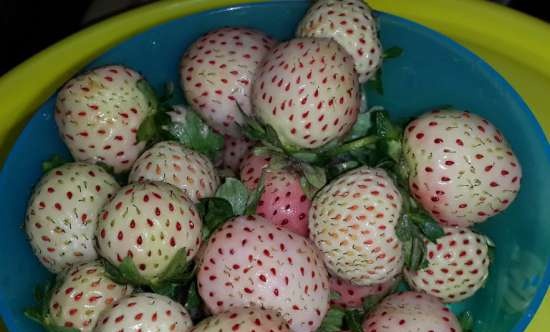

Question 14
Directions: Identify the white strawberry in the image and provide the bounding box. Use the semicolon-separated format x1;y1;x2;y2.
403;109;522;227
251;37;361;149
96;181;202;281
363;291;461;332
48;261;133;331
309;166;403;286
25;162;119;273
404;227;490;303
329;275;398;309
222;136;255;172
296;0;382;83
197;215;330;332
191;308;291;332
94;292;193;332
129;141;220;203
55;65;155;173
180;27;276;137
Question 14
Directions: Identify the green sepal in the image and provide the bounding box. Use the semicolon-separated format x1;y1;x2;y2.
42;155;68;173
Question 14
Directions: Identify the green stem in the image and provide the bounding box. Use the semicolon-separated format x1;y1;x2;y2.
323;135;379;159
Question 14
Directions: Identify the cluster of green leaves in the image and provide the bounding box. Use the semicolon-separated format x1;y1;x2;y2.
136;80;224;161
24;277;79;332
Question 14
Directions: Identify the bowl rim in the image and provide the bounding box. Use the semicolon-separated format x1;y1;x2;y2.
1;1;549;331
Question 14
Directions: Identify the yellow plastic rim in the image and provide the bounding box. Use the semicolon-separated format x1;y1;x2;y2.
0;0;548;330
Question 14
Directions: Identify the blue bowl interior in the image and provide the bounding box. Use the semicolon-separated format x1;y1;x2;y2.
1;2;549;331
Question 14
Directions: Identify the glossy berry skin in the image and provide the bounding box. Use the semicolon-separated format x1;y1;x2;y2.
55;65;153;173
256;169;311;237
239;153;272;191
25;163;119;273
129;141;220;203
96;182;202;281
191;308;291;332
404;109;522;227
197;215;330;332
404;227;490;303
181;27;276;137
252;37;360;149
239;153;311;236
49;261;132;331
309;166;403;286
363;291;461;332
296;0;382;83
94;293;193;332
329;275;398;309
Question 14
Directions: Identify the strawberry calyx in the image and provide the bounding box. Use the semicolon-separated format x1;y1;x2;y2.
136;81;224;161
41;155;68;174
103;247;195;299
198;177;265;240
24;276;80;332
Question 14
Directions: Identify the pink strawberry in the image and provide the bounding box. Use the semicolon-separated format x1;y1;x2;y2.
94;293;193;332
129;141;220;203
251;37;360;149
197;215;330;332
180;27;276;137
309;166;403;286
48;261;133;331
404;226;490;303
222;136;255;172
329;275;398;309
239;153;311;236
256;169;311;237
363;291;461;332
403;109;522;227
96;182;202;281
191;308;291;332
55;65;154;173
296;0;382;83
25;163;119;273
239;152;272;190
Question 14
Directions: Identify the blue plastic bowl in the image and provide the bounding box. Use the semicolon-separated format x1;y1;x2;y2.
1;1;549;331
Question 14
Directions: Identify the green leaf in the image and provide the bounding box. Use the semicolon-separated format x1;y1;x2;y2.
45;324;80;332
329;290;341;301
102;258;128;285
344;310;363;332
136;79;159;111
155;248;193;284
396;215;415;242
327;160;360;180
215;178;249;215
300;163;327;192
409;212;445;243
24;308;43;324
244;172;266;215
366;69;383;95
458;310;475;332
345;111;374;141
408;237;429;271
184;280;204;321
291;151;319;164
362;293;386;313
316;308;345;332
42;155;68;173
166;111;224;160
113;257;150;286
383;46;403;60
137;114;158;142
151;283;181;299
198;197;235;240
